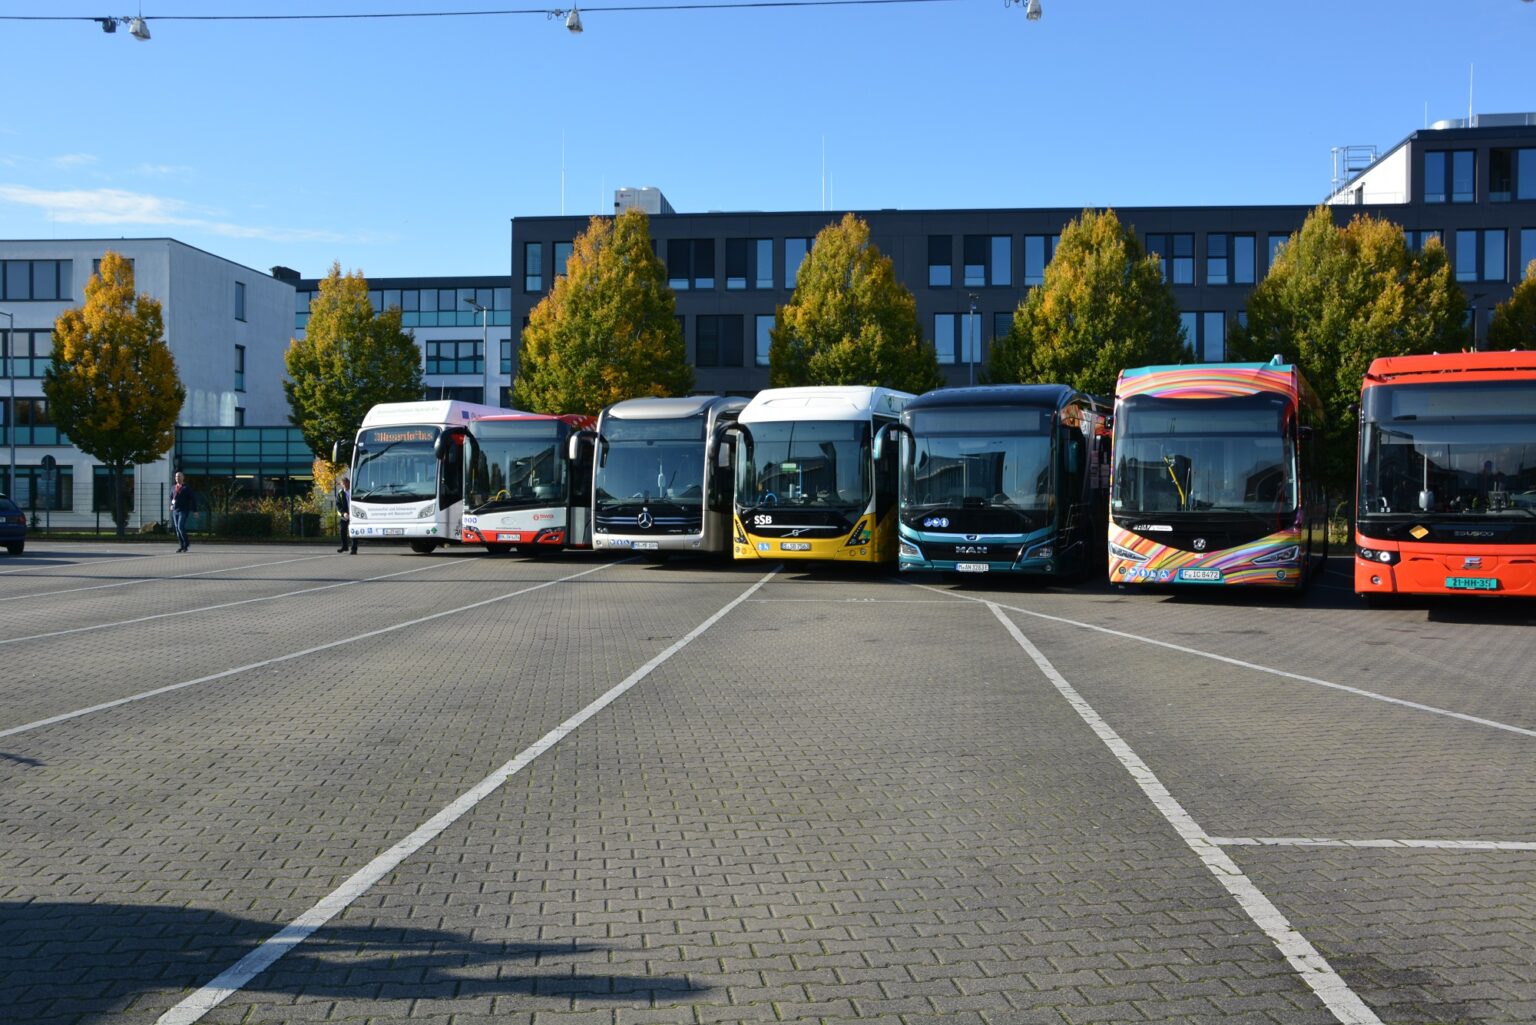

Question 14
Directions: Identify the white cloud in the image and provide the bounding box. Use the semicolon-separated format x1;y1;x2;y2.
134;163;193;178
51;153;98;169
0;184;381;244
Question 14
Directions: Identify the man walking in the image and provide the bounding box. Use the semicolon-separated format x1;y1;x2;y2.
170;472;196;552
336;475;358;554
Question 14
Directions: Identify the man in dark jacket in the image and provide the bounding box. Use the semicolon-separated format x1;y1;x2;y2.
170;472;196;552
336;475;357;553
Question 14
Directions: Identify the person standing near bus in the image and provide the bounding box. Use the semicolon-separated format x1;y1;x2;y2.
336;475;357;554
170;472;196;553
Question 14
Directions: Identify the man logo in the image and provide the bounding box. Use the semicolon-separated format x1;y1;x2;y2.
637;508;653;530
1193;538;1207;551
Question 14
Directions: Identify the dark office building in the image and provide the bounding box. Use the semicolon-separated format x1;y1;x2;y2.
510;115;1536;395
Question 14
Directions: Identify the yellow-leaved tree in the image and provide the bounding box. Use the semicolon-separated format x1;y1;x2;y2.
46;251;185;536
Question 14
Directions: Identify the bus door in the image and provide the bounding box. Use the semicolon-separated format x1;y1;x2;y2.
568;429;595;546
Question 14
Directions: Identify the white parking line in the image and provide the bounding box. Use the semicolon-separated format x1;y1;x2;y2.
1212;835;1536;851
0;551;160;575
0;552;339;602
0;560;456;646
916;584;1536;740
0;559;624;740
988;603;1382;1025
155;566;779;1025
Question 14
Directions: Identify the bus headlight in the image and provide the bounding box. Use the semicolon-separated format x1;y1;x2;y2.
1252;545;1299;566
416;502;436;519
900;540;922;559
352;507;368;520
1024;543;1054;561
1108;541;1146;563
1357;546;1399;565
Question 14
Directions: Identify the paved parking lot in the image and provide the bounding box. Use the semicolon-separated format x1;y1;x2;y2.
1;541;1532;1025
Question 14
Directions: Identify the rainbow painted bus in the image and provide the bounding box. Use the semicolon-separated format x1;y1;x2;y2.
1108;358;1328;589
729;386;913;564
1355;350;1536;599
456;412;597;555
889;385;1111;578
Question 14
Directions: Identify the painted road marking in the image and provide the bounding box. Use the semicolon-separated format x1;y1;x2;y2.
988;602;1382;1025
0;552;339;603
1213;835;1536;851
0;560;456;646
155;567;779;1025
0;560;625;740
916;584;1536;740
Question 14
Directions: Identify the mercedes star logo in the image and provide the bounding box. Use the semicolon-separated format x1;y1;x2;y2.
637;508;653;530
1193;538;1207;551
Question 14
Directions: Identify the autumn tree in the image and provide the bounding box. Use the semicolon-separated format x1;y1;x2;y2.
45;251;185;536
512;208;692;413
769;213;941;393
284;263;425;460
1487;260;1536;349
987;208;1187;396
1229;206;1467;494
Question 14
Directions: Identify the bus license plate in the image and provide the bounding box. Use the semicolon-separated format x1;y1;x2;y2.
781;542;812;551
955;562;990;573
633;541;659;550
383;528;405;536
1446;576;1499;590
1178;568;1223;582
497;532;523;542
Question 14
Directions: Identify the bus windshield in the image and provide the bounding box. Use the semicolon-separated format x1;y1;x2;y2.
354;425;440;503
595;414;707;513
1113;394;1295;515
1359;382;1536;518
740;420;870;512
467;420;566;513
904;407;1053;529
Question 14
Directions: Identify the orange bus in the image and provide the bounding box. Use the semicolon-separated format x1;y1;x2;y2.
1108;358;1328;589
1355;350;1536;599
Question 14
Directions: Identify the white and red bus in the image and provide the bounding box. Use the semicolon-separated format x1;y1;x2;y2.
1355;350;1536;599
1108;358;1328;589
457;412;597;555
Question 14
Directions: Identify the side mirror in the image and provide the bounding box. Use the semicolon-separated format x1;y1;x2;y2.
873;422;912;463
331;439;355;464
568;429;601;464
433;426;467;461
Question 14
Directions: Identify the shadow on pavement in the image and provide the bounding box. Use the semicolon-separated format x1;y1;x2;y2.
0;899;707;1024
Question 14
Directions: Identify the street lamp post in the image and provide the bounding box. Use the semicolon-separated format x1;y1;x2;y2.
966;293;979;387
464;298;491;405
1;309;14;498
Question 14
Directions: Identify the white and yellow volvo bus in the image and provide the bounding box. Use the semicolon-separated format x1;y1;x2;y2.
729;386;913;564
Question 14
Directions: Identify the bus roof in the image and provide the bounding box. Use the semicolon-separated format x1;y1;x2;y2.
469;412;596;430
602;395;749;420
1116;359;1310;403
359;400;518;429
1363;350;1536;387
737;385;914;424
905;384;1104;413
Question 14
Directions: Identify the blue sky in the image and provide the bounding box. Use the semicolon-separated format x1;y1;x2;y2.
1;0;1532;279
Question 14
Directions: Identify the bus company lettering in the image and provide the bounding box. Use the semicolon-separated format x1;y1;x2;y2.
1132;524;1172;532
364;506;417;520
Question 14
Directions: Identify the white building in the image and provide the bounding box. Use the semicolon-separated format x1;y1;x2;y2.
1;238;295;529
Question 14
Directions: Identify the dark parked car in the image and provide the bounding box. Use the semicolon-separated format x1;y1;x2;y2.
0;495;26;555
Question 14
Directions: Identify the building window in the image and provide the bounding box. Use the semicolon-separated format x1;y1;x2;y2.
2;330;53;378
962;235;1013;287
2;397;66;446
524;242;543;292
1490;148;1514;203
1520;149;1536;201
235;281;246;321
959;310;982;366
2;260;72;302
1405;229;1442;252
1180;311;1225;362
1425;150;1475;204
992;311;1013;341
1146;234;1193;285
932;313;956;365
234;344;246;392
1206;234;1229;286
1023;235;1059;286
755;239;774;289
726;239;748;289
91;257;131;279
667;239;715;290
727;238;773;290
1521;228;1536;279
6;464;73;511
785;238;811;289
500;338;515;375
928;235;952;287
1267;233;1289;274
696;315;743;368
755;314;774;366
235;407;246;427
430;386;486;404
425;340;483;375
1455;229;1505;282
92;465;133;516
554;241;574;279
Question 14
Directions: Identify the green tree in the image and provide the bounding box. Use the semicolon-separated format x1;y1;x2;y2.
1229;206;1467;495
45;251;185;536
1487;260;1536;349
284;262;425;460
987;208;1188;396
512;209;692;413
770;213;942;393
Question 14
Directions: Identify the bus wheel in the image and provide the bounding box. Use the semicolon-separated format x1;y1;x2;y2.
485;543;512;555
409;541;438;554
